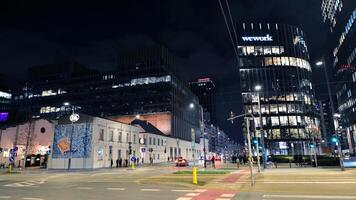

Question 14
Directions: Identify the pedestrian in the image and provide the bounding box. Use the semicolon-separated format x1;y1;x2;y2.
167;157;170;162
211;155;215;168
116;159;119;168
150;157;153;166
142;157;144;164
110;159;113;168
119;157;122;168
136;157;140;166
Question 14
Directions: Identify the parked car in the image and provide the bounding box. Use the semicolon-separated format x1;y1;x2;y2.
175;157;189;167
344;154;356;168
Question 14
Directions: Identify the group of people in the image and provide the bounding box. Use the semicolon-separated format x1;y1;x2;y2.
110;157;143;168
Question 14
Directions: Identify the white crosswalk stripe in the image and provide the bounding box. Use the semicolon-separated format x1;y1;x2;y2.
3;179;45;187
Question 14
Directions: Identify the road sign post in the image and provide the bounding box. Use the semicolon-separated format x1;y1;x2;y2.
191;128;198;185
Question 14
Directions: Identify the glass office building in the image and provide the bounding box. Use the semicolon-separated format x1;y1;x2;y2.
237;23;320;155
321;0;356;153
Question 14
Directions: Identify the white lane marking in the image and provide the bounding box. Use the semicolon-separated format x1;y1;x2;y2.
263;194;356;199
171;190;195;192
185;193;200;197
194;189;207;192
141;188;160;192
23;198;44;200
221;194;235;197
107;188;125;191
264;181;356;184
0;196;10;199
76;187;93;190
176;198;192;200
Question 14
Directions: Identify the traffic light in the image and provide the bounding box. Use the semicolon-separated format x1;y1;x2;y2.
252;137;258;145
128;142;132;155
309;143;316;148
331;135;338;143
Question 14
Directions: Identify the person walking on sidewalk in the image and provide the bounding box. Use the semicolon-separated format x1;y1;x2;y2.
211;155;216;168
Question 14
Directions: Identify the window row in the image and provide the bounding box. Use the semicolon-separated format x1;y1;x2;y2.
252;115;303;127
238;46;285;56
239;56;311;71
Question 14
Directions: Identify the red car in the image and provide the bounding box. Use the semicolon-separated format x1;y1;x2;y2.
175;157;189;167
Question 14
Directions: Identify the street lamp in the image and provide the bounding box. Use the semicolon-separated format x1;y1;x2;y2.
316;59;344;171
189;103;206;168
63;102;79;171
254;85;266;171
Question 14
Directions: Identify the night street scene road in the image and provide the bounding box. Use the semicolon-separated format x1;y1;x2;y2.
0;0;356;200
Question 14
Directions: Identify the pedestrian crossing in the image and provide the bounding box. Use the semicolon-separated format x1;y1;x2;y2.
3;180;45;187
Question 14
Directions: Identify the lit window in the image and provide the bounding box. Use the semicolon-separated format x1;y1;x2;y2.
263;46;272;55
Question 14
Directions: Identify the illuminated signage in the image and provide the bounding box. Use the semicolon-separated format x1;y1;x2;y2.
198;78;211;83
0;91;11;99
0;112;9;122
241;34;273;42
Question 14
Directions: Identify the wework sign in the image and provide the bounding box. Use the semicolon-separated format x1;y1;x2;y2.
241;34;273;42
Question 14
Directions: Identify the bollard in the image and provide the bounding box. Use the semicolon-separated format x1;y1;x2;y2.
192;167;198;184
131;163;135;169
8;165;12;173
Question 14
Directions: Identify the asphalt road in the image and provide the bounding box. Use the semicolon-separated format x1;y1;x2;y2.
1;165;356;200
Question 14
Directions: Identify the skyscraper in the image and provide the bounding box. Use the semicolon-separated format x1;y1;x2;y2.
321;0;356;153
238;23;320;155
189;78;216;124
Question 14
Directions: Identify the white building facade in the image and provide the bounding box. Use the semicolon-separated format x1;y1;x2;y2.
49;114;202;169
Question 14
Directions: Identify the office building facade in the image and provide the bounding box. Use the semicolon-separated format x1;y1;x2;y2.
238;23;320;155
321;1;356;153
189;78;217;124
12;48;201;142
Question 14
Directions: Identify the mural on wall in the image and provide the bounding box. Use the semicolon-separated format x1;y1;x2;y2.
53;123;92;158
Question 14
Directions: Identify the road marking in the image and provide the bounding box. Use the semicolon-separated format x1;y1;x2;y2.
141;189;160;192
171;190;195;192
263;181;356;184
23;198;44;200
176;198;192;200
263;194;356;199
76;187;93;190
185;193;200;197
221;194;235;197
0;196;11;199
194;189;207;192
107;188;125;191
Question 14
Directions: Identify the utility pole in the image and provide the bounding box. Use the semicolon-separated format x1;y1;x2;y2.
200;106;207;168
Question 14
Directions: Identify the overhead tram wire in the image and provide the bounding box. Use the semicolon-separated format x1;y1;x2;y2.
218;0;239;63
225;0;239;46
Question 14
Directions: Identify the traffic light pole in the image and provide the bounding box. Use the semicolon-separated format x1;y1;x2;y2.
246;118;255;186
228;112;255;186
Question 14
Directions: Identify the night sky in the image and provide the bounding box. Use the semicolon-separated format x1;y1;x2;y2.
0;0;337;143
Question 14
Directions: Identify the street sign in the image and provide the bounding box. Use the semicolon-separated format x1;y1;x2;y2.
191;128;195;148
140;147;146;153
131;156;136;162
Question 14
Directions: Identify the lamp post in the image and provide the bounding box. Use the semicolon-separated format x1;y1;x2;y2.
189;103;207;168
316;60;344;171
64;102;79;171
255;85;266;170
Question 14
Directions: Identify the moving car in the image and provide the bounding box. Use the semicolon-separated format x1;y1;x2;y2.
175;157;189;167
344;154;356;168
